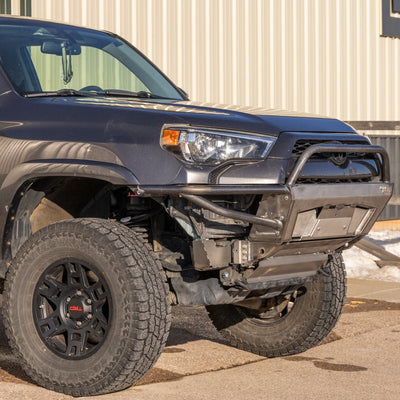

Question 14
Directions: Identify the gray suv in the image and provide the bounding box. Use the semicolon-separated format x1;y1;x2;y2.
0;16;392;396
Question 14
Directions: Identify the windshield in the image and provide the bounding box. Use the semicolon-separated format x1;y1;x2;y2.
0;20;184;100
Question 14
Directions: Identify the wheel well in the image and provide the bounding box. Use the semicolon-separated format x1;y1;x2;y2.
4;176;193;276
6;177;115;258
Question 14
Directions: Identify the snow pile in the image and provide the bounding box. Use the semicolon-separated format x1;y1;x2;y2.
343;230;400;282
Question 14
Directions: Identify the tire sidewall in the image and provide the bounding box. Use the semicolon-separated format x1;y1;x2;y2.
232;275;326;344
207;253;346;356
7;226;142;384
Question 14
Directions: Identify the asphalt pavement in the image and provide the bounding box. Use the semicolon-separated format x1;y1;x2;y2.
0;278;399;400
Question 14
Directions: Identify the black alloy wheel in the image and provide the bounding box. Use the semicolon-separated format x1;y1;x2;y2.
33;259;112;359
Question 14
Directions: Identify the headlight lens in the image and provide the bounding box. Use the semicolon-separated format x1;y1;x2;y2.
161;127;276;165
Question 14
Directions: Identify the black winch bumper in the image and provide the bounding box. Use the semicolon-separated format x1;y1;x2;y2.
135;143;392;269
142;143;392;306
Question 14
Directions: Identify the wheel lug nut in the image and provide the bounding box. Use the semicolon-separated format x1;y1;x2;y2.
76;291;82;296
86;299;92;305
66;313;70;318
66;297;71;303
76;321;82;327
87;314;93;320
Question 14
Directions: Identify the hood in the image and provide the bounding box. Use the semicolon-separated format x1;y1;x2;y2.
44;96;356;136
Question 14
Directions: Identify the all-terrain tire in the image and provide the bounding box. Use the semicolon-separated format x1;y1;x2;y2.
206;253;346;357
3;218;170;397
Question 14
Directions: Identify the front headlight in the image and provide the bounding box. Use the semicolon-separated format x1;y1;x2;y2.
161;127;276;165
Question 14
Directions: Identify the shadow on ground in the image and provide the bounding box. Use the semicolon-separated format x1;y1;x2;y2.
0;297;225;387
166;305;227;346
0;294;398;388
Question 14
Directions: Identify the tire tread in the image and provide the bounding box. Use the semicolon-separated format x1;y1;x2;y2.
207;253;346;358
3;218;170;397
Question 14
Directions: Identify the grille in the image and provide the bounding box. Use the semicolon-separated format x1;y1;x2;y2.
296;177;372;185
208;169;220;184
290;138;378;185
208;164;236;184
291;139;370;158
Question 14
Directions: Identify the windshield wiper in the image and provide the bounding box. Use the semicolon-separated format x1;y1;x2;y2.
25;89;94;98
103;90;168;99
25;88;170;99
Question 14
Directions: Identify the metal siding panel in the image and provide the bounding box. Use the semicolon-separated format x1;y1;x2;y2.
181;0;194;99
26;0;400;121
208;0;218;102
222;0;233;104
9;0;17;14
196;0;206;103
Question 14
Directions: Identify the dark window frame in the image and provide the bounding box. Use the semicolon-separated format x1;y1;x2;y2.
382;0;400;38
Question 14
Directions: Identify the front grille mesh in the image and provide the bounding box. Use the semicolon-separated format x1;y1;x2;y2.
291;138;377;184
291;139;371;158
296;177;372;185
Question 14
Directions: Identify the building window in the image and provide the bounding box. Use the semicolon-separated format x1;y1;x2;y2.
393;0;400;12
0;0;11;14
0;0;30;16
382;0;400;38
20;0;31;16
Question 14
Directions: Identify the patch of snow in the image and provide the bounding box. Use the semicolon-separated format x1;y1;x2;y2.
343;230;400;282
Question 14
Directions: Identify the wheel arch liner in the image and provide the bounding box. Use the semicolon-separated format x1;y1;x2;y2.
0;160;139;269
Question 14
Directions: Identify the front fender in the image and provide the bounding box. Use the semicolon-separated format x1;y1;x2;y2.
1;159;139;194
0;160;139;268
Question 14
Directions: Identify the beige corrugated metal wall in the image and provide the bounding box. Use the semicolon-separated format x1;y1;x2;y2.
13;0;400;121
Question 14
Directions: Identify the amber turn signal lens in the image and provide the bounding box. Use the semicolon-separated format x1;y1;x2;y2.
162;129;180;146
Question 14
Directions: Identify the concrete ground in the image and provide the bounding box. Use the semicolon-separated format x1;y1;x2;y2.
347;278;400;302
0;278;399;400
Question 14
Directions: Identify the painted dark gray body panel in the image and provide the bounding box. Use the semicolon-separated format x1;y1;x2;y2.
0;89;358;186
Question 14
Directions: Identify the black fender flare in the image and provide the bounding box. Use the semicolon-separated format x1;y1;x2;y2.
0;160;139;270
1;159;139;192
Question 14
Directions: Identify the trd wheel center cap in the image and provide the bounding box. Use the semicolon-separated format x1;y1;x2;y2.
67;298;90;320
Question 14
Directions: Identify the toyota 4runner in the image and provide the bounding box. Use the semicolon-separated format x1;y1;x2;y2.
0;16;392;396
